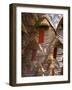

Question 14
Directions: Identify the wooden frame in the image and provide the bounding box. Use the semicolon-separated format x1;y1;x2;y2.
9;3;70;86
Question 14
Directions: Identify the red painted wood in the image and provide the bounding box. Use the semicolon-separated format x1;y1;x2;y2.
38;28;44;43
